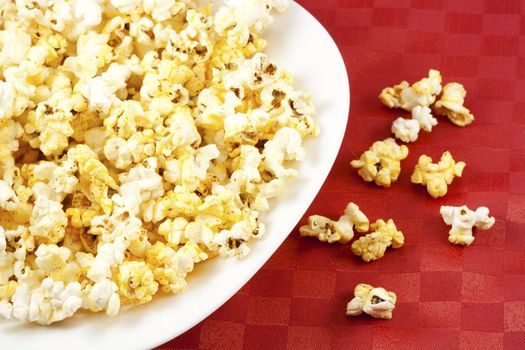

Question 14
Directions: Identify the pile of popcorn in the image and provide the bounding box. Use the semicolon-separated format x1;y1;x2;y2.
301;70;496;320
0;0;320;325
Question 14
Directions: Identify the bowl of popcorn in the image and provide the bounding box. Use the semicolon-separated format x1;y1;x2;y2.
0;0;349;348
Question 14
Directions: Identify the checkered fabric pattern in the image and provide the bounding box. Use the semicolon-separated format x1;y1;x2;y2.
158;0;525;348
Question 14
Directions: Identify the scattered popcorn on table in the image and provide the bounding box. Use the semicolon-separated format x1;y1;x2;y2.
351;138;409;187
379;69;442;111
346;283;396;319
440;205;495;246
411;151;466;198
0;0;320;325
299;202;369;244
434;82;474;127
351;219;404;262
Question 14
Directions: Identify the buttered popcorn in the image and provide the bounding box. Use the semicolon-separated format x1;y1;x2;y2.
379;69;442;111
411;151;466;198
299;202;369;244
351;219;404;262
434;82;474;127
0;0;319;325
351;138;409;187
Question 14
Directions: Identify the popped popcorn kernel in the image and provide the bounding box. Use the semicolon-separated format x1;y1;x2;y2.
351;138;408;187
379;69;442;111
351;219;404;262
299;202;369;244
346;283;396;319
434;82;474;127
440;205;495;246
411;151;466;198
391;117;420;143
412;106;437;132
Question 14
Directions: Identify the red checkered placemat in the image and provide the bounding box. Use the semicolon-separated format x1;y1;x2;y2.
158;0;525;348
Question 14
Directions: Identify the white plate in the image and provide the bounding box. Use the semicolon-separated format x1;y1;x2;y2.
0;2;349;349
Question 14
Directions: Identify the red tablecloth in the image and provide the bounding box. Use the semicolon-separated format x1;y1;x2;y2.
159;0;525;348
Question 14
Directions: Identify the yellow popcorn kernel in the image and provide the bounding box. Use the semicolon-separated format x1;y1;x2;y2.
0;281;17;299
116;261;159;305
411;151;466;198
71;112;102;142
31;101;75;156
434;82;474;127
76;32;113;69
379;69;442;111
67;145;118;213
350;138;408;187
351;219;404;262
65;208;98;228
158;217;188;246
145;242;171;268
346;283;397;320
153;267;187;294
104;100;144;138
379;81;409;109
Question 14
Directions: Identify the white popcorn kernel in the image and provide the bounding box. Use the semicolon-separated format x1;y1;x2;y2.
104;137;133;169
440;205;495;246
0;180;18;211
391;117;420;143
411;105;437;132
263;127;304;179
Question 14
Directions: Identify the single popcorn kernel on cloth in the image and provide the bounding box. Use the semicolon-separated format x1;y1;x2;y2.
351;138;409;187
379;69;442;111
0;0;319;325
411;151;466;198
346;283;396;320
440;205;495;246
299;202;369;244
434;82;474;127
351;219;404;262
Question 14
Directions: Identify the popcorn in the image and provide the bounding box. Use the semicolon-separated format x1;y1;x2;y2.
0;0;318;325
351;219;404;262
379;69;442;111
11;278;82;325
412;106;437;132
440;205;495;246
34;245;71;272
84;278;121;316
411;151;466;198
262;127;305;179
116;261;158;305
0;180;18;211
299;202;369;244
346;283;396;319
391;117;420;143
29;197;68;244
351;138;408;187
0;29;31;69
434;82;474;127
